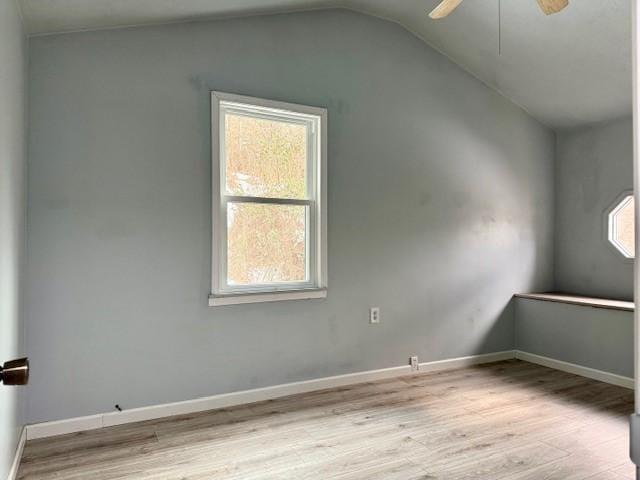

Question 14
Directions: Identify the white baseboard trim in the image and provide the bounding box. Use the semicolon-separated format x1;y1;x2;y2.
514;350;634;390
25;350;515;440
416;350;515;373
24;350;635;441
7;427;26;480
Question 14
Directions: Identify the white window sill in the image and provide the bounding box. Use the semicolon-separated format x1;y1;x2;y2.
515;292;634;312
209;288;327;306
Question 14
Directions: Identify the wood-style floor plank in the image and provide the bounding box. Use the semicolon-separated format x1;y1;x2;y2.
17;360;636;479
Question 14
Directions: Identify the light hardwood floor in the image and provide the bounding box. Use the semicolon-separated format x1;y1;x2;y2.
17;360;636;480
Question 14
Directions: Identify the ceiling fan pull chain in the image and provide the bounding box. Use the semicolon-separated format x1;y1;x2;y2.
498;0;502;55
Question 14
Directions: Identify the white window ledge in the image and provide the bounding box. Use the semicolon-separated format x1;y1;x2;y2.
515;293;634;312
209;288;327;306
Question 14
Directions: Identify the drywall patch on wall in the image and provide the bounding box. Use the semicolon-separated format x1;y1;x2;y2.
26;9;554;424
554;116;633;300
0;1;28;478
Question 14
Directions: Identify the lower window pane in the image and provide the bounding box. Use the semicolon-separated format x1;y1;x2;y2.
227;202;308;286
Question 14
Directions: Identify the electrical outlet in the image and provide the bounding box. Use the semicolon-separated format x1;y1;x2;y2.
369;307;380;324
410;356;419;371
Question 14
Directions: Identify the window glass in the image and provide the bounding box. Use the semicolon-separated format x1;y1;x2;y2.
225;114;307;199
227;203;308;285
608;195;635;258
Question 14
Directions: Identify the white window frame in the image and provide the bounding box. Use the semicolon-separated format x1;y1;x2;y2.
209;92;327;306
606;190;635;261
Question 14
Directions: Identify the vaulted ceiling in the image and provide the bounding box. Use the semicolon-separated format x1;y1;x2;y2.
18;0;631;129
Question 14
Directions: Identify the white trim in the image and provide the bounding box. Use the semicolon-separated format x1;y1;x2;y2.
26;415;103;440
26;350;633;441
213;91;328;118
514;350;634;390
7;427;26;480
515;293;635;312
417;350;515;373
208;288;327;306
25;350;514;440
634;0;640;410
224;196;311;206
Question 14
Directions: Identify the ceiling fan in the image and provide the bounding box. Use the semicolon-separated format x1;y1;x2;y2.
429;0;568;19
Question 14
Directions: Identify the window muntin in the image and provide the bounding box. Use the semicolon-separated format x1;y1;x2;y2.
608;194;635;259
211;92;327;301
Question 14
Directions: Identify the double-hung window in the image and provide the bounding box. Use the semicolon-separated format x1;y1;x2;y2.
210;92;327;306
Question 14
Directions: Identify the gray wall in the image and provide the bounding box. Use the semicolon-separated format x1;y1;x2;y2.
0;0;28;476
515;298;633;378
26;9;555;424
554;116;633;301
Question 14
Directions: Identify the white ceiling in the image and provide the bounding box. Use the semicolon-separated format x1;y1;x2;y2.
18;0;632;129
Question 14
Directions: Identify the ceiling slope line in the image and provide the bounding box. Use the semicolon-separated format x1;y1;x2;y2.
338;5;555;131
24;3;343;37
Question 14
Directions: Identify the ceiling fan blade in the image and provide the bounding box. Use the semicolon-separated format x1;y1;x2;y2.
536;0;569;15
429;0;464;19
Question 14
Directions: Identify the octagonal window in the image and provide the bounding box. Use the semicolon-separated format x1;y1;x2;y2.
608;194;635;258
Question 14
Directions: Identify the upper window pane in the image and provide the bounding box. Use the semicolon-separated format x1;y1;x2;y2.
608;195;635;259
224;113;307;199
